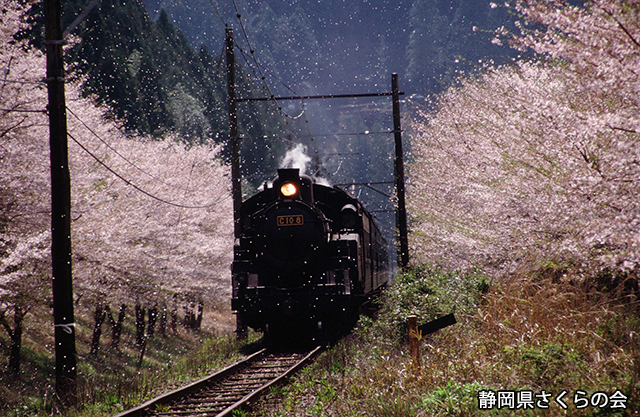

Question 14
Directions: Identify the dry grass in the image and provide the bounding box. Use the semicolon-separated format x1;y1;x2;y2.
253;265;640;416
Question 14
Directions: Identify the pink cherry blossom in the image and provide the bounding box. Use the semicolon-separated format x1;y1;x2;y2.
1;0;233;313
409;0;639;275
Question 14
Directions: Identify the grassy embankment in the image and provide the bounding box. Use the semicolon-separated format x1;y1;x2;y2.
0;301;256;417
3;264;637;416
253;264;639;416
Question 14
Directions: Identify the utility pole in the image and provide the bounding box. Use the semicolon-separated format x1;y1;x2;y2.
44;0;77;407
392;73;409;269
226;29;247;339
226;28;242;239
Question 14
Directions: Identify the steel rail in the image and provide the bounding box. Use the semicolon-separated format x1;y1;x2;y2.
216;345;322;417
113;349;266;417
113;346;322;417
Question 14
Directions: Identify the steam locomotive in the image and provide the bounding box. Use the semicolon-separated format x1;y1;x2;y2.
231;168;390;344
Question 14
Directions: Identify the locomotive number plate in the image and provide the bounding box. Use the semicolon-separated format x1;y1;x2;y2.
277;214;304;226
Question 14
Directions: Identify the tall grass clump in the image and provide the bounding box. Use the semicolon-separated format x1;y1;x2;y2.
1;328;252;417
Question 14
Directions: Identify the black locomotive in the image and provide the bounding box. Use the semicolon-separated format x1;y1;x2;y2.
231;168;390;344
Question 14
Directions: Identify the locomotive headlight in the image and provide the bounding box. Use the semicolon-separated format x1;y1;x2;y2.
280;182;297;197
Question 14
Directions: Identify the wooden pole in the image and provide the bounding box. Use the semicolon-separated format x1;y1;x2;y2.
392;74;409;269
226;28;241;239
226;29;247;339
44;0;77;407
408;315;420;372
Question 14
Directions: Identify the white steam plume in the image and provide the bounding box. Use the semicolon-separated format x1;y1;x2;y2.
280;143;312;175
280;143;331;186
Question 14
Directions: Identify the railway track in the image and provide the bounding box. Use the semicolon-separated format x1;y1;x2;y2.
114;346;322;417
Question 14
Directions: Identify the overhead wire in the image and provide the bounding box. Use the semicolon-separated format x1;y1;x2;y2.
205;0;319;163
68;131;231;209
66;105;222;194
231;0;291;117
1;79;45;85
209;0;307;113
238;130;393;144
226;0;324;184
216;1;396;237
209;0;394;221
38;2;234;210
0;107;46;113
231;5;322;173
207;0;229;28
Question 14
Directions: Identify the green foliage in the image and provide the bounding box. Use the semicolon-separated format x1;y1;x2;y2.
377;265;488;343
231;408;249;417
251;260;639;416
0;315;252;417
419;380;487;416
502;342;588;387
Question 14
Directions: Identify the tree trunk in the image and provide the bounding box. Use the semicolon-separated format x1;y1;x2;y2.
89;304;106;355
4;306;26;374
170;296;178;333
184;305;196;330
147;306;157;338
137;335;148;368
159;304;167;337
196;301;204;329
135;304;146;347
110;304;126;349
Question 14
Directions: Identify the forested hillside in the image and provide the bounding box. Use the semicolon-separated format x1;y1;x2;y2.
143;0;518;96
19;0;289;189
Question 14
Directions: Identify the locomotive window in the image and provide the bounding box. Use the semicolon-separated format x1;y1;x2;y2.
248;273;258;287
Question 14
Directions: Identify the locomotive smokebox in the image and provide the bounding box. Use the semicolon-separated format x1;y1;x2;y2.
258;200;328;271
256;168;329;272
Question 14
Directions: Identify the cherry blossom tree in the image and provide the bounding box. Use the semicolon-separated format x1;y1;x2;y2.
0;0;51;372
1;0;233;369
408;0;639;276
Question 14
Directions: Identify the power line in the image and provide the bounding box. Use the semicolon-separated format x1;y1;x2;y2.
239;130;393;143
207;0;229;28
0;79;46;85
230;0;306;121
231;0;276;96
68;132;230;209
66;106;222;194
0;107;46;113
204;0;313;152
300;130;394;138
62;0;102;38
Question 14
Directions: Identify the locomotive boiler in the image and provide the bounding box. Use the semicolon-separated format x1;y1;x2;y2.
231;168;389;344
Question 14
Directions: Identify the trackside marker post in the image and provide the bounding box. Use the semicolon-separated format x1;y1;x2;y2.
408;315;420;371
408;313;457;373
